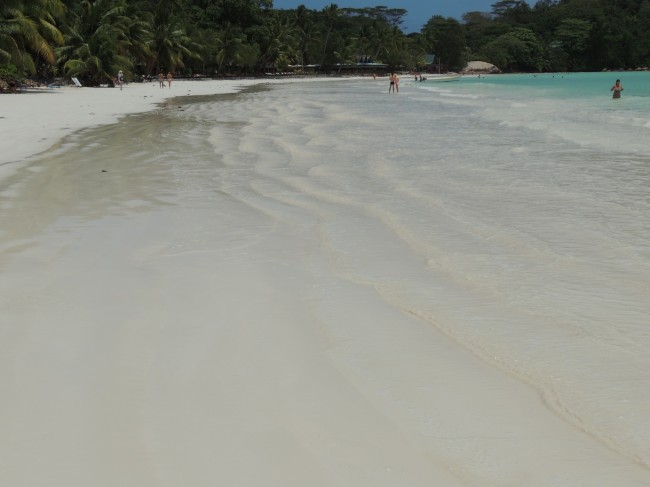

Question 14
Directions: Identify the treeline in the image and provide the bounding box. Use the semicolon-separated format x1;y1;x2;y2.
2;0;650;87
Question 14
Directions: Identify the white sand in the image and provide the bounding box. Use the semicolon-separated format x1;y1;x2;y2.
1;79;649;486
0;78;309;171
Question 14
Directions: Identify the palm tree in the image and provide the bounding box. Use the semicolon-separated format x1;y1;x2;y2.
319;3;339;70
381;26;409;69
57;0;133;85
334;41;356;73
145;0;195;75
293;6;320;73
235;42;260;74
214;23;244;74
352;24;373;60
122;1;154;75
0;0;64;75
250;13;296;73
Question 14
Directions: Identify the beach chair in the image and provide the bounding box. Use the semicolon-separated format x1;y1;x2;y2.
71;77;82;87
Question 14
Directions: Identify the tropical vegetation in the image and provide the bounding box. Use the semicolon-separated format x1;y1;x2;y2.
2;0;650;89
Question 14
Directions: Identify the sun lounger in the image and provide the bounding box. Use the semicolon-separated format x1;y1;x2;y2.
71;77;82;87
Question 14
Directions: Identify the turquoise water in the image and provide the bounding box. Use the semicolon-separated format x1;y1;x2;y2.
462;71;650;101
415;71;650;156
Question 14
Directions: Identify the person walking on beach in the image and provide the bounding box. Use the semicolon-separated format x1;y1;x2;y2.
158;72;165;88
167;71;173;88
116;70;124;90
389;73;399;94
611;79;623;99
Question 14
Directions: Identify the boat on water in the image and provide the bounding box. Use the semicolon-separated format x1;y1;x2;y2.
417;74;461;83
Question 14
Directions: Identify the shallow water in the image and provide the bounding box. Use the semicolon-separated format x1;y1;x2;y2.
2;74;650;482
182;74;650;466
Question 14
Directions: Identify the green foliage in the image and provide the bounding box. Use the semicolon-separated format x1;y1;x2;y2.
472;0;650;71
3;0;650;85
0;0;64;75
146;0;196;74
0;64;22;92
480;27;546;71
248;13;296;72
0;63;21;83
56;0;134;85
491;0;533;25
421;16;465;70
553;18;591;70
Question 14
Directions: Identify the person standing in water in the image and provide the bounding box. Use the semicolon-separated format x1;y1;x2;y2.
389;73;399;94
167;71;173;88
611;79;623;99
158;72;165;88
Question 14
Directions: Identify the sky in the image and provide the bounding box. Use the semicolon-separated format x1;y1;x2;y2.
271;0;535;33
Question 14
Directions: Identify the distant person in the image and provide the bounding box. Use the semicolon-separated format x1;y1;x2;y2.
389;73;399;94
158;72;165;88
117;70;124;90
167;71;173;88
611;79;623;99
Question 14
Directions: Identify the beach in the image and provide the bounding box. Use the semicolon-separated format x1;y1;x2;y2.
1;74;650;486
0;78;329;169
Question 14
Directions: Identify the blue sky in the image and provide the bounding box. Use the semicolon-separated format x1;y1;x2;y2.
271;1;535;33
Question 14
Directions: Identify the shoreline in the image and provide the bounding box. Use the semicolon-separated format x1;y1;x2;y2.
0;77;362;179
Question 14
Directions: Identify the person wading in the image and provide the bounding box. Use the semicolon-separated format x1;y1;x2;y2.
611;79;623;99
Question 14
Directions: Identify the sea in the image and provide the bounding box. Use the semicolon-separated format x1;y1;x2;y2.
2;71;650;481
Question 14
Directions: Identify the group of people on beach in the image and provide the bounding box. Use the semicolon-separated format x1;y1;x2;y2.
158;72;173;88
387;72;624;99
115;69;625;101
114;70;173;89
